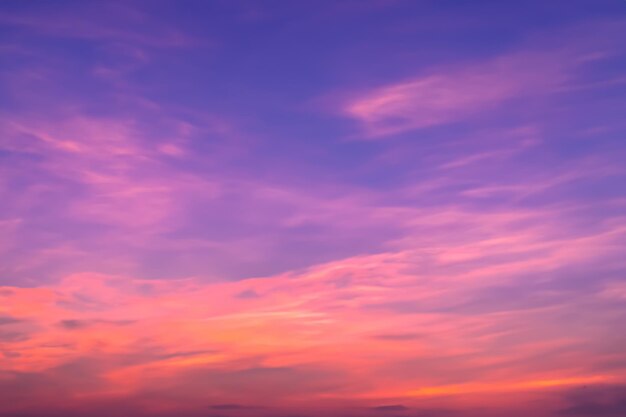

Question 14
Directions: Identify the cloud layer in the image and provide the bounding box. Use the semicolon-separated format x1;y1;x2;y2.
1;1;626;416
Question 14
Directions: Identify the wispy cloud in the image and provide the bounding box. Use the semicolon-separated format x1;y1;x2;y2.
1;2;625;416
1;196;625;413
342;20;625;137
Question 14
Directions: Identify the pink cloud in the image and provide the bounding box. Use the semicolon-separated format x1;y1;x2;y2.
341;21;626;138
1;4;625;417
1;195;625;414
344;50;568;137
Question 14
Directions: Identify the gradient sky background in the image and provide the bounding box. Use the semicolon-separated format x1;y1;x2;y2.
1;1;626;416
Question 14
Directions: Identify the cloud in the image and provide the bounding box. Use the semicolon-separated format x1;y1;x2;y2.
0;315;21;326
0;205;624;411
235;289;262;299
209;404;261;410
0;330;30;342
559;385;626;416
371;404;409;411
342;20;625;137
58;319;135;330
1;3;625;417
371;333;422;341
0;2;196;48
343;50;563;136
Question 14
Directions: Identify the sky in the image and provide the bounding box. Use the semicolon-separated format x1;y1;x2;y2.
1;0;626;416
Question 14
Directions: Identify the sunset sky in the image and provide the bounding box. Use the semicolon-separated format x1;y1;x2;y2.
1;1;626;416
